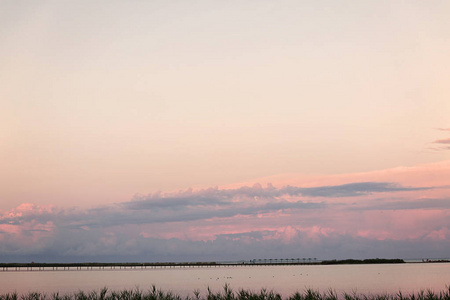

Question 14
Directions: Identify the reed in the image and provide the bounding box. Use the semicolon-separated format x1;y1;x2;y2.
1;286;449;300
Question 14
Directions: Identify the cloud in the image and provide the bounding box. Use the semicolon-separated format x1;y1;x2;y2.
0;181;448;262
0;182;440;231
430;129;450;151
283;182;429;198
433;138;450;144
352;198;450;211
1;226;449;263
125;182;428;210
1;187;327;230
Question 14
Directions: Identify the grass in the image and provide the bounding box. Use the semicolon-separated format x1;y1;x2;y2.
1;286;449;300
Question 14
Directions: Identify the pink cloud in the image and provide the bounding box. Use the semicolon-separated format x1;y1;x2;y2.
1;160;449;261
433;138;450;144
425;227;450;240
430;128;450;151
0;224;21;235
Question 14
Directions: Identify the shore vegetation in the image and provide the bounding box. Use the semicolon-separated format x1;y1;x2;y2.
1;285;449;300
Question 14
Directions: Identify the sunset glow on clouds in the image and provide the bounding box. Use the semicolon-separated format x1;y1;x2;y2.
1;1;450;262
1;162;449;262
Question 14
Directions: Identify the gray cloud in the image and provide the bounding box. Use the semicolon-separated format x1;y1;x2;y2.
125;182;429;211
0;182;432;230
283;182;429;197
218;230;277;240
1;227;449;263
58;199;325;230
352;198;450;211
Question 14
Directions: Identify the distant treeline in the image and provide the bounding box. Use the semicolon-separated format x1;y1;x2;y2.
320;258;405;265
1;285;450;300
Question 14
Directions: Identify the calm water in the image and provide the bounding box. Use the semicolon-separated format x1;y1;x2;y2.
0;264;449;297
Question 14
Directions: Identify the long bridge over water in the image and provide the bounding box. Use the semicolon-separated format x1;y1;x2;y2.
0;260;320;272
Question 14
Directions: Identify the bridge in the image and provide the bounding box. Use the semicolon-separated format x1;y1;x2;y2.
0;260;320;272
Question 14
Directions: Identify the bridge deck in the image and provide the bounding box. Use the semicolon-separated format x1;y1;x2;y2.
0;262;318;271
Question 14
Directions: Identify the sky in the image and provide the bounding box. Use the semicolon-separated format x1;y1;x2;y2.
1;1;450;263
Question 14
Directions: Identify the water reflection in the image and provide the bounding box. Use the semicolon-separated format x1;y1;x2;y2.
0;264;448;297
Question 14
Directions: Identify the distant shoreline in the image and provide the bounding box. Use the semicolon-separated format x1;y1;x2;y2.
1;258;449;270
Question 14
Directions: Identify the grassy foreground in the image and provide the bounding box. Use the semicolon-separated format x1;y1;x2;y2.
1;285;450;300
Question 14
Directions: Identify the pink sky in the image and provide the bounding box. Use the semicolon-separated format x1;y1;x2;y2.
1;1;449;262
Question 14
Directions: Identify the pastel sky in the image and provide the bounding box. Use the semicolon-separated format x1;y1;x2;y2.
1;1;449;262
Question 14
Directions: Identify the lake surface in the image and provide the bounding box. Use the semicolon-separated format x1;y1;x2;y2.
0;263;449;297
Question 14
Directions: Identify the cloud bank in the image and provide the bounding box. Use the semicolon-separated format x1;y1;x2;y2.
1;167;449;262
